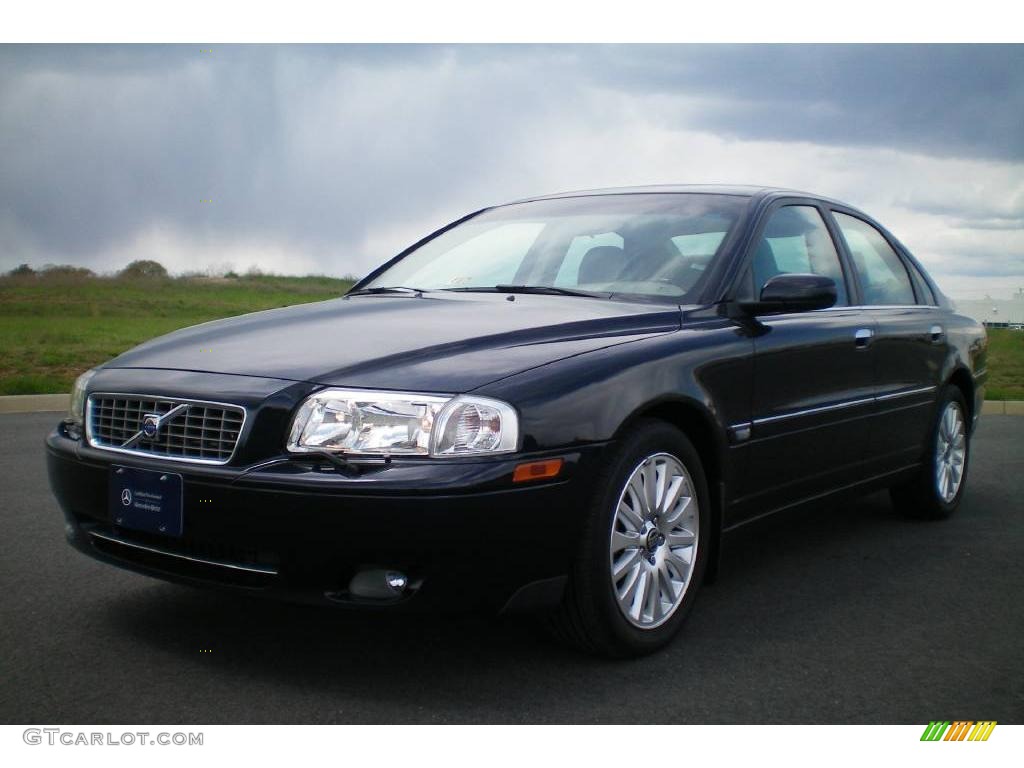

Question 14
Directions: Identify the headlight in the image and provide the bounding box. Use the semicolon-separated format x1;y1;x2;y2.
431;396;519;455
68;368;98;426
286;389;519;458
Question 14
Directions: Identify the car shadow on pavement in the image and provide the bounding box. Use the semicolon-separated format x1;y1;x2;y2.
100;490;916;677
91;483;1015;724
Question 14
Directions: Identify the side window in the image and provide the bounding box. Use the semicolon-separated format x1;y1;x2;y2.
833;213;916;306
743;205;848;305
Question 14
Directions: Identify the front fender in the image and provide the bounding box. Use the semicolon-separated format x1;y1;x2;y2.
474;320;753;453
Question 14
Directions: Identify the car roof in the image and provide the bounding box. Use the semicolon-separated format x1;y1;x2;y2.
506;184;850;208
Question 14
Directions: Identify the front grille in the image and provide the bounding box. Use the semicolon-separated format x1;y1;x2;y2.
87;394;245;464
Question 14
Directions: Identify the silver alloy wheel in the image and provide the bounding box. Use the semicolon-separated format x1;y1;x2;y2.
609;452;699;629
935;401;967;503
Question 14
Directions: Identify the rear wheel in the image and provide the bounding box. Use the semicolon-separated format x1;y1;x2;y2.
890;385;970;519
550;420;710;657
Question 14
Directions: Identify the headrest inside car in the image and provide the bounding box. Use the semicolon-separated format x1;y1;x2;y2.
578;245;626;284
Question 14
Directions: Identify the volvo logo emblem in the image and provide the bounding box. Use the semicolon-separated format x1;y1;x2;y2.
141;413;161;439
120;403;189;450
120;488;132;506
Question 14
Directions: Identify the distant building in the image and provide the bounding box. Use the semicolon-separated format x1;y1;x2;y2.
954;288;1024;327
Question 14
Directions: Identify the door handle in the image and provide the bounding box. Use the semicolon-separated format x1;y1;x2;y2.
854;328;874;349
929;324;944;343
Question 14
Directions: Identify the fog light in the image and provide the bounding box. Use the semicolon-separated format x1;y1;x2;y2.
386;571;408;591
349;568;409;600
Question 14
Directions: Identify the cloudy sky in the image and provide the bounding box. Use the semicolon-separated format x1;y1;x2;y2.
1;44;1022;298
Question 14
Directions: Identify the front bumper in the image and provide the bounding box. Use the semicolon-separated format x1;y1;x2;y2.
47;426;607;614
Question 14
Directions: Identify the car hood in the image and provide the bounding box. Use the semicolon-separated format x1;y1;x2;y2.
105;292;682;392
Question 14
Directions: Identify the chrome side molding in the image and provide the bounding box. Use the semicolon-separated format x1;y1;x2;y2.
729;385;938;436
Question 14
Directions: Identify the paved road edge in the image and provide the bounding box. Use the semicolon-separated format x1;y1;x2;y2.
0;394;70;413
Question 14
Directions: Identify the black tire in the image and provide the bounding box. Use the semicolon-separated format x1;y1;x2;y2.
890;385;970;520
549;419;710;657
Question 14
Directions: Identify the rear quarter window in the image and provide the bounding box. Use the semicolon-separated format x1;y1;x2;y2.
833;212;916;306
904;256;937;305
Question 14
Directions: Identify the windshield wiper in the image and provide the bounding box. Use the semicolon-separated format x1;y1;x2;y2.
347;286;428;296
444;285;607;298
495;284;609;298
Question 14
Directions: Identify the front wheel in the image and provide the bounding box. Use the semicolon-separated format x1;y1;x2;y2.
549;420;710;657
890;385;970;519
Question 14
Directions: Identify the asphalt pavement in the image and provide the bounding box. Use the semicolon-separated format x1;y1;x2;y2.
1;412;1021;724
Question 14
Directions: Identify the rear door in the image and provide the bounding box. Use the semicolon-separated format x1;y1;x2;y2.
731;202;877;519
830;210;945;474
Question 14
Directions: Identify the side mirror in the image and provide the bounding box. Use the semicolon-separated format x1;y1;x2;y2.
740;273;837;316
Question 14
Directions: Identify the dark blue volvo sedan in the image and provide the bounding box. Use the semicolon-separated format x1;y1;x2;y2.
47;185;987;656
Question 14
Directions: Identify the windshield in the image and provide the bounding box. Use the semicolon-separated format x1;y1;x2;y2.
364;193;748;301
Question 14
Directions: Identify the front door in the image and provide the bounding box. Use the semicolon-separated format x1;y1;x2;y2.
731;204;876;520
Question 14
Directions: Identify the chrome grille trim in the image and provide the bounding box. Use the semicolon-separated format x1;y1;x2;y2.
86;393;247;465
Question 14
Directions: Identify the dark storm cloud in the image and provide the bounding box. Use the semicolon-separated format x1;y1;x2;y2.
930;248;1024;277
895;196;1024;225
0;44;1021;279
946;217;1023;231
0;44;591;268
892;191;1024;233
587;45;1024;162
0;46;427;261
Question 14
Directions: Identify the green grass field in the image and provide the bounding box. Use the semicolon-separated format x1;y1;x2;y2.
0;273;354;395
1;273;1021;399
984;327;1024;401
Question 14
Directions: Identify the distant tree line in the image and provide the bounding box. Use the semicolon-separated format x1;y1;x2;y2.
6;260;169;279
5;261;359;283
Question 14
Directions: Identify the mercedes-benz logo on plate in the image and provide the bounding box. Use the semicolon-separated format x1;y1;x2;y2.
121;488;132;506
141;413;161;439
